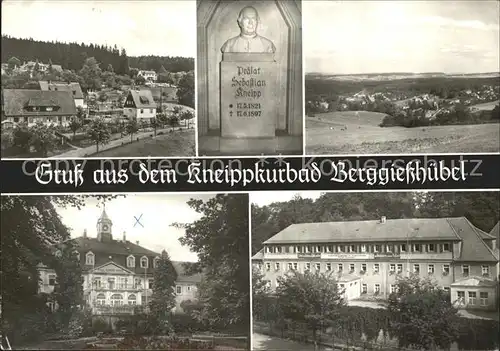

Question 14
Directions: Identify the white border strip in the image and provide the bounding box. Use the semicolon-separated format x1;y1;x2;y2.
248;197;254;349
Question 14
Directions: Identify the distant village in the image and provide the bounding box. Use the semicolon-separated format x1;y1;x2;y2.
1;56;195;157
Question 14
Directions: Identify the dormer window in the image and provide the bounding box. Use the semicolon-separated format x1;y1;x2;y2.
86;251;95;265
153;257;160;268
127;255;136;268
140;256;149;268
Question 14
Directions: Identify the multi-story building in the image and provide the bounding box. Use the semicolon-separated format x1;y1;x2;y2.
2;89;76;127
252;217;499;311
123;90;157;122
38;207;202;323
137;70;158;83
39;81;85;109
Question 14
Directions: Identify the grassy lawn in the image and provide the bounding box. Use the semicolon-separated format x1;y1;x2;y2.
94;129;195;157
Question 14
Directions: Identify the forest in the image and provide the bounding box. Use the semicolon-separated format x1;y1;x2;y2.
251;192;500;255
1;36;193;74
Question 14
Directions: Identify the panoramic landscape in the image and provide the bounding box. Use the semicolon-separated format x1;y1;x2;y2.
304;1;500;154
0;1;195;158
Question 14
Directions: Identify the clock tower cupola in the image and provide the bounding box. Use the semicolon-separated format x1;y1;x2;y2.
97;205;113;242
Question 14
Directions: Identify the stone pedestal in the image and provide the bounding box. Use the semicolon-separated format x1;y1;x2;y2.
220;53;277;139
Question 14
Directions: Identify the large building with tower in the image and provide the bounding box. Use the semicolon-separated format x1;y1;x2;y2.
38;207;202;321
252;216;499;311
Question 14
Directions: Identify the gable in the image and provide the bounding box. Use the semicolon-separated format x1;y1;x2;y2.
124;93;136;108
92;261;134;275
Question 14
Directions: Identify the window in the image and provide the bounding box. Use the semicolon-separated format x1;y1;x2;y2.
390;285;396;293
386;244;393;252
349;263;355;272
480;292;488;306
349;245;356;253
85;251;95;265
412;244;421;252
339;284;345;289
148;279;154;289
273;246;281;253
443;243;450;252
400;244;406;252
360;244;366;253
374;284;381;293
337;245;343;253
187;286;192;292
428;243;435;252
127;255;136;268
150;109;153;113
468;291;476;305
134;278;141;289
482;265;489;276
140;256;149;268
128;294;137;305
140;109;144;113
93;277;102;288
361;263;367;272
457;291;465;302
315;263;321;272
176;286;182;294
338;263;343;272
428;264;435;274
413;264;420;274
294;246;300;253
305;262;311;271
326;263;332;271
288;263;293;271
48;274;56;286
362;284;367;294
443;264;450;275
326;245;333;253
462;265;470;276
96;293;106;305
305;246;310;253
110;294;123;306
265;263;271;271
292;263;298;270
275;262;280;271
265;247;271;253
373;263;380;273
316;245;322;253
389;264;395;272
397;264;403;273
153;257;160;268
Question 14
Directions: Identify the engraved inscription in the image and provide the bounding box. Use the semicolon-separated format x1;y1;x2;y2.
230;65;264;117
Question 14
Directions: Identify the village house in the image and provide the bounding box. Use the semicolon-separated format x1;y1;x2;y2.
253;217;499;311
1;89;77;127
137;70;158;83
39;81;85;109
38;207;202;327
17;61;63;77
123;89;157;122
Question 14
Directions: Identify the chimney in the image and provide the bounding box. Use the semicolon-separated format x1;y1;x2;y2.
380;216;386;224
136;240;139;245
123;231;126;242
83;229;87;238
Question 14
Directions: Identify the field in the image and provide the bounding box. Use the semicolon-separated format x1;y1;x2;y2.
95;129;195;157
306;111;500;154
470;100;499;111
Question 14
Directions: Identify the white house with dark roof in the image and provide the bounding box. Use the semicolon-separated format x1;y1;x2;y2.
252;216;499;311
2;89;77;127
39;81;85;109
38;207;202;322
137;70;157;83
123;90;157;122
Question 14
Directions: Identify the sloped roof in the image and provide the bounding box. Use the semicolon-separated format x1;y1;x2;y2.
490;222;499;241
128;90;156;108
149;86;177;102
456;217;499;262
264;218;464;244
39;81;84;99
171;261;203;284
252;249;264;260
2;89;77;117
450;276;497;288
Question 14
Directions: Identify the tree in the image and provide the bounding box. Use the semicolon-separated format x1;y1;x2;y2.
252;268;273;322
150;117;159;137
149;250;178;334
86;118;111;153
29;122;58;157
119;48;129;75
79;57;102;91
275;270;346;342
12;123;32;152
106;64;114;73
76;106;85;121
69;118;82;139
173;194;250;332
34;59;40;74
125;118;139;143
48;58;53;73
176;71;194;108
135;75;146;86
387;274;459;350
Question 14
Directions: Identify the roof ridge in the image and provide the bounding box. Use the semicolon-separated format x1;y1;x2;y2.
463;217;498;260
445;218;464;241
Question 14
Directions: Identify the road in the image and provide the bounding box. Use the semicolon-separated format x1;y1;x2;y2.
252;333;333;351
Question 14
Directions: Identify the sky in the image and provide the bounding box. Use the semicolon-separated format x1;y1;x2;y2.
251;191;323;207
1;0;196;57
304;1;500;74
54;194;215;262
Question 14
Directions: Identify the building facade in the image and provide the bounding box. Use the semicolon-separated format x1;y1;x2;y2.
123;90;157;122
252;217;499;311
2;89;77;127
137;70;158;83
39;81;85;109
38;207;202;318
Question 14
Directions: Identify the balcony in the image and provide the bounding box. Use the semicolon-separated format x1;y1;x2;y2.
91;303;147;315
85;283;144;292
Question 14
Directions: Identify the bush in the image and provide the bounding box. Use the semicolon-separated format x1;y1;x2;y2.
92;318;111;334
